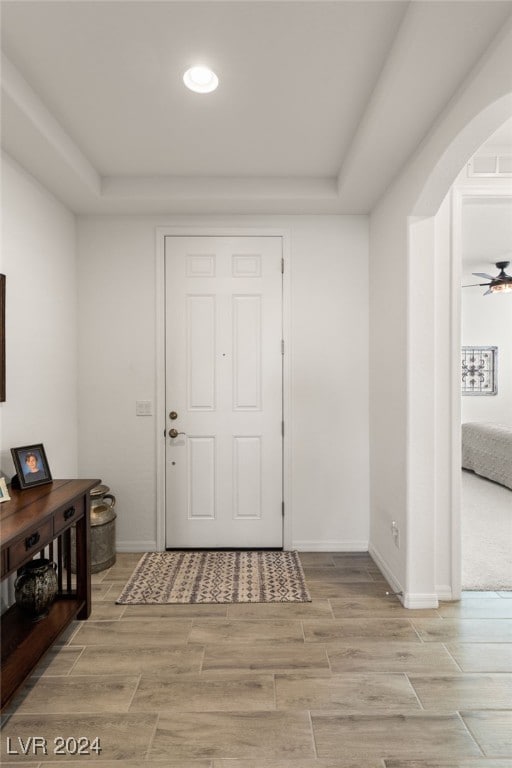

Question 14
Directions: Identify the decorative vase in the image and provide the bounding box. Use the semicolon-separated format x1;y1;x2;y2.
15;558;58;621
89;484;117;573
71;483;117;574
90;484;116;519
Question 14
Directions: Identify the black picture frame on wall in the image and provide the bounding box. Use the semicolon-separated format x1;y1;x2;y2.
11;443;53;489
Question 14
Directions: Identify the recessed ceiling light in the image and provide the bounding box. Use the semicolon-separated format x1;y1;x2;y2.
183;66;219;94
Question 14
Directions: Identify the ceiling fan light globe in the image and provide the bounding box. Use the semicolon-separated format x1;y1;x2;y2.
490;282;512;293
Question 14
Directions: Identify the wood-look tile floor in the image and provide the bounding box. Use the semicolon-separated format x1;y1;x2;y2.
2;552;512;767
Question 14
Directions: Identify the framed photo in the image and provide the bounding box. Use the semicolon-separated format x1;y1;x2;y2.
11;443;53;489
0;477;10;503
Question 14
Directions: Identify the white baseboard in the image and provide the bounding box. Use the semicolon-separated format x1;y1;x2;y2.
116;541;157;552
403;592;440;609
368;544;404;596
435;585;454;601
369;544;440;609
292;540;369;552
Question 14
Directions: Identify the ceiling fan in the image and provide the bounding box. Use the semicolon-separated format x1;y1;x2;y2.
463;260;512;294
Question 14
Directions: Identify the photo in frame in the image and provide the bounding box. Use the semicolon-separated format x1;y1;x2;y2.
0;477;10;503
11;443;53;489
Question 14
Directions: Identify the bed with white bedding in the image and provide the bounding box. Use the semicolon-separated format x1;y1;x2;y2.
461;422;512;490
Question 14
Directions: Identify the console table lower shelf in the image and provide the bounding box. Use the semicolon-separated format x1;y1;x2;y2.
1;479;99;710
1;599;84;705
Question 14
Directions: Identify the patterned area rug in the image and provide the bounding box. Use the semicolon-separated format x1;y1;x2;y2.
116;550;311;604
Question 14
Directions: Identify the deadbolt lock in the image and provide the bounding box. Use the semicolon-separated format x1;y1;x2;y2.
169;411;178;420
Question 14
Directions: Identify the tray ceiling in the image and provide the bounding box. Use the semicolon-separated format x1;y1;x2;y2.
1;0;511;214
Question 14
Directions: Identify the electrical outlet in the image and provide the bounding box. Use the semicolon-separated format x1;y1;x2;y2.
391;521;400;548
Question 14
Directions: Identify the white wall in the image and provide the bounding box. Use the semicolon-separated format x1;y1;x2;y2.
368;201;408;591
0;154;78;479
461;201;512;424
77;215;369;552
461;290;512;422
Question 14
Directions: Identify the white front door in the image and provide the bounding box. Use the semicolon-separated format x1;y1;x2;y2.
164;235;283;548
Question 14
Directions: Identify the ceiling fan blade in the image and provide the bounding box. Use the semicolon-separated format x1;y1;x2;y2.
483;287;493;295
462;283;489;287
472;272;496;280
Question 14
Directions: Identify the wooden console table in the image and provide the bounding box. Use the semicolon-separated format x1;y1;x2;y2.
1;478;99;709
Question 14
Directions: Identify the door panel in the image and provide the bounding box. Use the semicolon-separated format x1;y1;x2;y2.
165;235;283;548
187;295;216;409
233;294;262;409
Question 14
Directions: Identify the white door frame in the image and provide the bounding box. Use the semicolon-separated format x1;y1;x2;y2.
450;184;512;598
155;226;292;552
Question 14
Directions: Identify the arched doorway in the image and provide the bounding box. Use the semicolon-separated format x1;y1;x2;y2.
407;97;512;604
369;14;512;607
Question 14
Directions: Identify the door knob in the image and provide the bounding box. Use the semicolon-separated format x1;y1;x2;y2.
169;428;186;438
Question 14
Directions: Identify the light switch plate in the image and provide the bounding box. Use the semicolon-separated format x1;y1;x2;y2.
136;400;152;416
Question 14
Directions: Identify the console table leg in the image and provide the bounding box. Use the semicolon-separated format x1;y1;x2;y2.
75;500;91;619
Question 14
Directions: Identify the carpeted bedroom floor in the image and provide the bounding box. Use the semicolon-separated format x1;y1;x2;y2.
461;469;512;591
